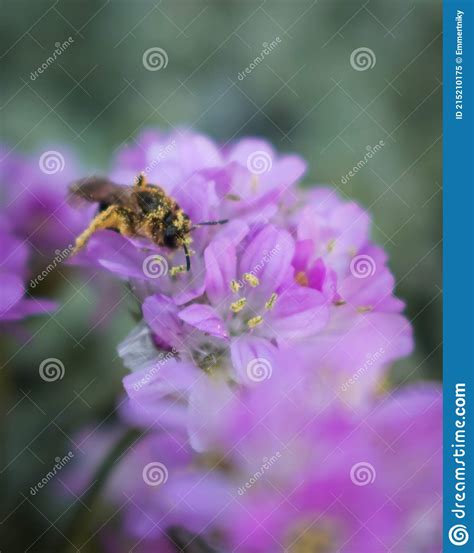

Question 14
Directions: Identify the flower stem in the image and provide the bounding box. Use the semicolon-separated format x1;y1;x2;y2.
64;427;143;553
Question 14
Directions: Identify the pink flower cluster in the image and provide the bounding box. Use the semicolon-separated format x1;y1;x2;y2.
1;130;441;552
68;129;440;552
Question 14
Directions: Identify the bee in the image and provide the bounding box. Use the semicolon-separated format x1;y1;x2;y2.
70;173;227;271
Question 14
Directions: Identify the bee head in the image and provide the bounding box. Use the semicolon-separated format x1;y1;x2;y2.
165;209;193;251
163;225;181;248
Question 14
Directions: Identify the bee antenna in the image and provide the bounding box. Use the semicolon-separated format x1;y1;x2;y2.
183;242;191;271
191;219;228;230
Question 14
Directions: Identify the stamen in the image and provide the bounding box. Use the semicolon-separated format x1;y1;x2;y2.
247;315;263;328
334;299;346;306
357;305;372;313
243;273;260;287
230;298;247;313
170;265;186;276
327;239;336;253
265;293;278;310
295;271;309;287
230;279;242;293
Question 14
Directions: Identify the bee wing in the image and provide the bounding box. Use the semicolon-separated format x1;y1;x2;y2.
68;176;132;208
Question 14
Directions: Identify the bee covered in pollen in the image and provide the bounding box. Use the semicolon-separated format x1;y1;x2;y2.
70;173;227;271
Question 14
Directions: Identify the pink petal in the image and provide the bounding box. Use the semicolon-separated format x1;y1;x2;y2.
269;287;330;340
230;335;279;385
204;239;236;304
239;225;294;294
142;294;182;347
178;304;228;340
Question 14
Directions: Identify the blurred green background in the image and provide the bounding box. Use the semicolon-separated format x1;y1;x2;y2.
1;1;442;551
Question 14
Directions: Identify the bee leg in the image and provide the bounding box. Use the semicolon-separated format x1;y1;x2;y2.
134;172;147;188
73;205;135;254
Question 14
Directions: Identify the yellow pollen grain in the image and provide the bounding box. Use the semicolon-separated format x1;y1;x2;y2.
327;239;336;253
230;298;247;313
230;279;242;293
357;305;373;313
243;273;260;287
247;315;263;328
170;265;186;276
265;293;278;310
295;271;309;287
